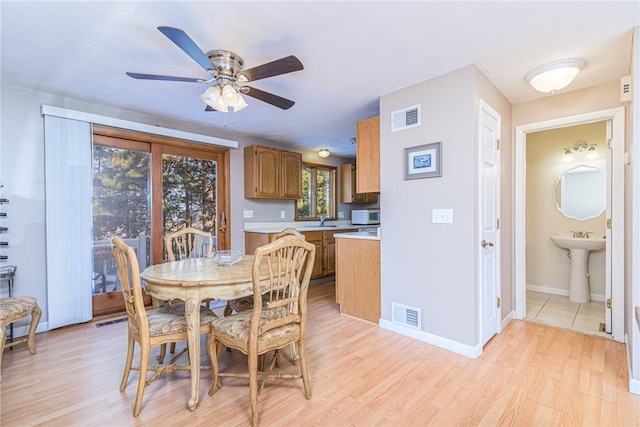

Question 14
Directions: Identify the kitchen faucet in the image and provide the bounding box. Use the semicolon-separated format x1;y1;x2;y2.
319;215;330;226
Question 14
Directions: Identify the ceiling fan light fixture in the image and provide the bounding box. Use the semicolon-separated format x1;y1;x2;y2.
318;148;330;158
222;84;240;105
525;59;585;93
232;93;248;112
200;86;229;112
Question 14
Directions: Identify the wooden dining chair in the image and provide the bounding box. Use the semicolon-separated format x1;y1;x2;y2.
207;234;316;427
165;227;215;261
224;228;305;316
112;236;218;417
0;296;41;382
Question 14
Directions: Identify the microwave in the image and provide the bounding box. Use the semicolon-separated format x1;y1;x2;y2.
351;209;380;225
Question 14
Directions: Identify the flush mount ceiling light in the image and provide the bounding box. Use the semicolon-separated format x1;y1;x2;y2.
318;148;330;158
525;59;586;93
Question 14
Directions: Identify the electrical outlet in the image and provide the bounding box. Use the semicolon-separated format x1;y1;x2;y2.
280;211;286;219
338;211;345;219
432;208;454;224
243;210;254;219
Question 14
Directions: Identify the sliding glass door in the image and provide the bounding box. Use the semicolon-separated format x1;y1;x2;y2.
91;127;229;316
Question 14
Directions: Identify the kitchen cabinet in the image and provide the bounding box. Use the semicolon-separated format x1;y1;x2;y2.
244;228;355;279
339;164;378;204
356;116;380;194
302;231;324;279
244;145;302;199
335;237;380;323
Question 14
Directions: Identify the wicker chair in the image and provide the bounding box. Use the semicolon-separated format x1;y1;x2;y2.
0;296;41;382
207;234;315;427
224;228;305;316
112;236;218;417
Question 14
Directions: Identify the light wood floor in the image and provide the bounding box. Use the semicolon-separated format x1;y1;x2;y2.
1;282;639;426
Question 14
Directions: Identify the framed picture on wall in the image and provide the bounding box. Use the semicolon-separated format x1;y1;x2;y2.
404;141;442;180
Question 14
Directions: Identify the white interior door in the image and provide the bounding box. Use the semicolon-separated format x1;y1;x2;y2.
479;100;501;346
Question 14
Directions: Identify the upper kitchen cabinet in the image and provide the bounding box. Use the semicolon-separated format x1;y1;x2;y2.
356;116;380;194
340;164;378;204
244;145;302;200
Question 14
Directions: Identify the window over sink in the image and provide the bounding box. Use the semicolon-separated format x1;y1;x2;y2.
295;163;337;220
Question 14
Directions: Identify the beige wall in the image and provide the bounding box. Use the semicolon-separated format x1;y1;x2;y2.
525;122;607;297
379;64;511;349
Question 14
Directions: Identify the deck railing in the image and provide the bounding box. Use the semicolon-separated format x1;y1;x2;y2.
92;233;149;294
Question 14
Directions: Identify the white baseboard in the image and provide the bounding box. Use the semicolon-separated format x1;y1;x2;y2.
526;284;605;302
501;311;514;331
625;333;640;395
379;319;482;359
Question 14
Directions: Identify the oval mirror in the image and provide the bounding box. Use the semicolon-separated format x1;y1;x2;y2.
552;165;606;220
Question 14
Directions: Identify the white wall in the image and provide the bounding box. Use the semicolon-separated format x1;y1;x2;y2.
0;84;358;327
379;65;510;351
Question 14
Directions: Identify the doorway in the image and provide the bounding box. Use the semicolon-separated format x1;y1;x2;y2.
514;107;625;343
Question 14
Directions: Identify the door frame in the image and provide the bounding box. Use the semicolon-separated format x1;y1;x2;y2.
514;107;625;342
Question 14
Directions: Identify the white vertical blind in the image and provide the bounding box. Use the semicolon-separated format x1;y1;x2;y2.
44;115;93;329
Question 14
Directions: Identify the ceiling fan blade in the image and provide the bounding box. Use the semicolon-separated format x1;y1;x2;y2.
241;55;303;82
157;26;213;72
242;86;295;110
204;105;218;112
126;72;204;82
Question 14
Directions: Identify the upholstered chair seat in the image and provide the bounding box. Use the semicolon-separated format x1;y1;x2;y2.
0;296;42;381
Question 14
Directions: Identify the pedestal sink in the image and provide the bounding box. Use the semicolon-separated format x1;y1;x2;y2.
550;236;605;303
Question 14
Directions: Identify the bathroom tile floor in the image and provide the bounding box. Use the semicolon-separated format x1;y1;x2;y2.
525;290;610;338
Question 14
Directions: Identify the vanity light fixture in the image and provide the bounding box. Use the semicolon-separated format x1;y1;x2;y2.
318;148;330;158
562;139;598;163
525;59;585;93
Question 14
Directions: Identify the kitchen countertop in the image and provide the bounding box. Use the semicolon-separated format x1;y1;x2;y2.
334;231;380;241
244;221;364;234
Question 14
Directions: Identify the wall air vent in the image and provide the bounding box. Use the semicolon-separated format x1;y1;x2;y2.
392;302;421;329
620;75;632;103
391;104;421;132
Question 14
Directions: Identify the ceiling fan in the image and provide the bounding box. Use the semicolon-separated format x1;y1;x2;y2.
126;26;303;112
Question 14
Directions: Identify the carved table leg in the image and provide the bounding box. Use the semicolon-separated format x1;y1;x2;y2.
185;297;200;411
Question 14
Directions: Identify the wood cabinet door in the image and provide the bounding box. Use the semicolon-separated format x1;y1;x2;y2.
281;150;302;199
356;116;380;193
302;231;324;279
254;146;280;198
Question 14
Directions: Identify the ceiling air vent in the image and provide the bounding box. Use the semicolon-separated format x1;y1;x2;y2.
391;104;421;132
392;302;421;329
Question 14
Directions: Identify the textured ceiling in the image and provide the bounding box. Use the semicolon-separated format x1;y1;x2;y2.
2;1;638;156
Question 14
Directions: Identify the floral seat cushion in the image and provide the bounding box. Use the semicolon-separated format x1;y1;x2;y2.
129;303;218;337
0;297;38;321
212;310;299;342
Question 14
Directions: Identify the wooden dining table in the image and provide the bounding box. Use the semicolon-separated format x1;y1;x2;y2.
140;255;270;412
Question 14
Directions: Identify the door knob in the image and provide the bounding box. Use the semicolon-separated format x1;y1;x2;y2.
482;239;494;248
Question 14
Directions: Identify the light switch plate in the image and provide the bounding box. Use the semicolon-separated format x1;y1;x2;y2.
338;211;345;219
432;208;453;224
280;211;286;219
243;210;254;219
